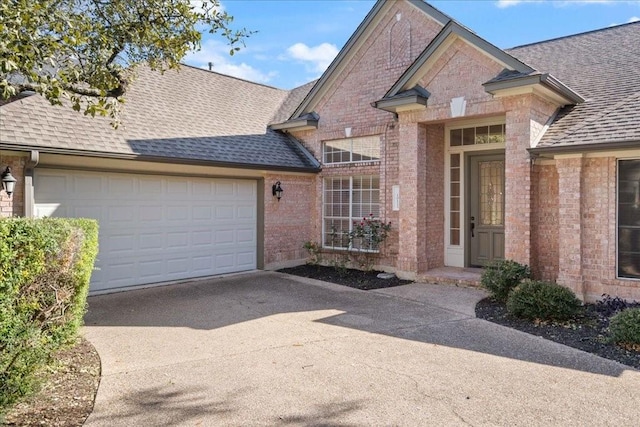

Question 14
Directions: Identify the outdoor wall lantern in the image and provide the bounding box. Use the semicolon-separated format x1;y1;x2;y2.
272;181;283;201
1;167;17;197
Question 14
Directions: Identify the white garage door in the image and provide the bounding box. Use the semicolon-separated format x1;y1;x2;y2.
34;169;257;293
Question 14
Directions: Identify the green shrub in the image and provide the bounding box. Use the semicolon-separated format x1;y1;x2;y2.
609;308;640;345
0;217;98;413
506;280;582;321
480;259;531;302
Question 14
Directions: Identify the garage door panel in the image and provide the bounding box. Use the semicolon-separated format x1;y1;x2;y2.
38;174;68;194
215;229;234;244
108;176;136;194
110;261;137;281
192;256;214;272
167;258;190;275
237;251;256;267
237;228;256;244
35;169;257;293
140;206;163;221
108;205;136;222
167;206;189;221
237;181;256;198
138;260;165;281
74;175;103;193
215;181;235;195
139;178;163;193
73;206;104;218
192;206;213;220
139;233;164;250
215;205;235;220
193;230;213;246
167;232;189;249
167;180;188;194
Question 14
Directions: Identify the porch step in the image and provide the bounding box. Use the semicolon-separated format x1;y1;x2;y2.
417;267;483;288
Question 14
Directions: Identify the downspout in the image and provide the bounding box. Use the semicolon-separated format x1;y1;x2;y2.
24;150;39;218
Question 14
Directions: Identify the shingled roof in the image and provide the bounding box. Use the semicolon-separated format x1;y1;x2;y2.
507;21;640;150
0;64;320;171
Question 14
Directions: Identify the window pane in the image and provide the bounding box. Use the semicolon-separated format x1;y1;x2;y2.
618;159;640;279
451;153;460;167
450;129;462;146
462;128;475;145
475;126;489;144
323;175;382;251
479;160;505;226
323;137;380;164
489;124;505;144
450;229;460;246
451;182;460;197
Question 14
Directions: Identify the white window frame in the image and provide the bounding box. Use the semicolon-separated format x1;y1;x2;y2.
322;175;381;252
444;117;507;267
322;135;381;165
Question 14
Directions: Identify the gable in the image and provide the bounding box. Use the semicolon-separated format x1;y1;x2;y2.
389;21;533;97
286;0;450;122
414;37;507;108
374;20;582;114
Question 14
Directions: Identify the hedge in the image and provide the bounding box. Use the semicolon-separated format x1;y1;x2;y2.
480;259;531;303
0;217;98;413
506;279;582;321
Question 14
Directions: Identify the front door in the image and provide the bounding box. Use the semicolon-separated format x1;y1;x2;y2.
469;154;505;266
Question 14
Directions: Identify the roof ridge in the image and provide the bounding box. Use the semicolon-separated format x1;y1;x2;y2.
507;20;640;51
545;90;640;146
178;62;286;92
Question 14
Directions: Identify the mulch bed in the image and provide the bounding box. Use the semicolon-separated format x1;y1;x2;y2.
476;297;640;370
278;264;413;290
2;337;101;427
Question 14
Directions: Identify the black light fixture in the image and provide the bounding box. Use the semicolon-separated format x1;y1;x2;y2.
1;167;17;197
272;181;283;201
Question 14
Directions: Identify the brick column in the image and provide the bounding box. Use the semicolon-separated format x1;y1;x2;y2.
556;155;585;299
504;108;533;267
397;122;427;277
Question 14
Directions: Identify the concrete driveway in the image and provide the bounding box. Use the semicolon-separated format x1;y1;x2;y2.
83;271;640;426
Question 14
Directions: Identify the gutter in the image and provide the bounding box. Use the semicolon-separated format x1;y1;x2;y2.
0;144;322;174
528;138;640;156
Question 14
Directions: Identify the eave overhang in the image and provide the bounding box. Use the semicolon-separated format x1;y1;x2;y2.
269;112;319;132
0;143;322;173
372;86;430;113
484;73;584;106
528;138;640;157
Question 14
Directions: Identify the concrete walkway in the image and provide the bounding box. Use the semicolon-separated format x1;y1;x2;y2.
83;271;640;426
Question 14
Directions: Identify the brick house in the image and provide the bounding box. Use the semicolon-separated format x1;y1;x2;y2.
1;0;639;301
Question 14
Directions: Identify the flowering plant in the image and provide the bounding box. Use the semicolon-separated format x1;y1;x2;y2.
348;214;392;252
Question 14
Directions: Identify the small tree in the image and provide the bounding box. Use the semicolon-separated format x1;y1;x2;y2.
0;0;251;124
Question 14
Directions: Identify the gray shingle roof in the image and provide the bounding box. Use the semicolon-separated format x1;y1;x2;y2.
507;21;640;149
270;80;317;124
0;64;320;171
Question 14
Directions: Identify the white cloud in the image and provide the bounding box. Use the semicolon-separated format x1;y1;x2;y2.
184;39;277;84
285;42;339;73
496;0;637;7
629;16;640;22
496;0;526;8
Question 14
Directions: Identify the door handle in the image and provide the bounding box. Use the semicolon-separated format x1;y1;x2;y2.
470;216;475;238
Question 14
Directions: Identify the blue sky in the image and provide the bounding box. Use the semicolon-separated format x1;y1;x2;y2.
184;0;640;89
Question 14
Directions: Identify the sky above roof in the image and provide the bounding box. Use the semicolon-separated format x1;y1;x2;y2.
183;0;640;90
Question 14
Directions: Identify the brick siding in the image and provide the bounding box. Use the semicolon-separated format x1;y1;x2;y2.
0;154;26;217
